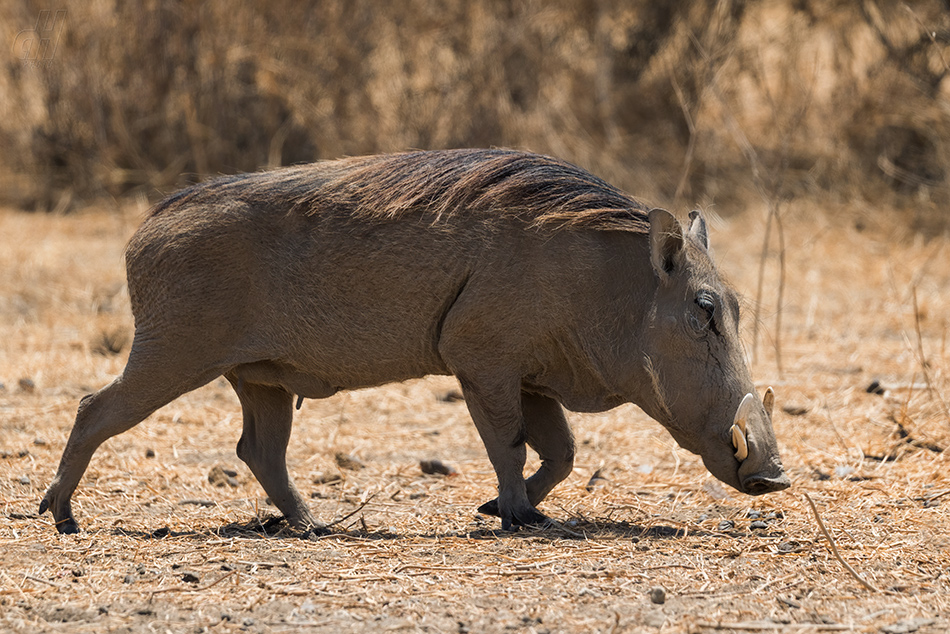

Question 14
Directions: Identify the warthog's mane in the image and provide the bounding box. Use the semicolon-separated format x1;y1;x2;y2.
151;149;650;232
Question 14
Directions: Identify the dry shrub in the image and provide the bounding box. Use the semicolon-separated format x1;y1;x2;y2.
0;0;948;231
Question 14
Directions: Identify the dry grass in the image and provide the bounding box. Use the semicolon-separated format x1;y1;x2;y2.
0;202;947;633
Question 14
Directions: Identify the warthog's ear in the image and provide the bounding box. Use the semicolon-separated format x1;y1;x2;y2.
648;208;684;282
687;210;709;251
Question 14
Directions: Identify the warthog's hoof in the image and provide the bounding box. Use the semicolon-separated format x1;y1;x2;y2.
56;519;80;534
478;499;550;531
477;498;501;517
39;495;81;534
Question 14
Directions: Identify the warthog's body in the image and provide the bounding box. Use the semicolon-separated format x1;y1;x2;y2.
41;149;789;533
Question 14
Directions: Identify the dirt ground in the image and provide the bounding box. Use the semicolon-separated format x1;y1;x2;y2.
0;202;948;633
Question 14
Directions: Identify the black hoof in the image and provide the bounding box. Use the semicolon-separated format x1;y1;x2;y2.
55;519;80;535
501;507;550;532
477;499;500;517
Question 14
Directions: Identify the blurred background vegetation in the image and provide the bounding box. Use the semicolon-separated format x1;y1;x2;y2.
1;0;949;232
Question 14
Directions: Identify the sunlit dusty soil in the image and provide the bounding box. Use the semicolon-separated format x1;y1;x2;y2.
1;203;947;633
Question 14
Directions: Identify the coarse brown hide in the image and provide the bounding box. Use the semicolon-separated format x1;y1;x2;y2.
40;149;788;534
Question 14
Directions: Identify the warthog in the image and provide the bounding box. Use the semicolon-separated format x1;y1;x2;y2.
40;149;789;534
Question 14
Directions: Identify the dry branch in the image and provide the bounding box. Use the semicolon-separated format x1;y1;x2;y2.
802;492;880;593
694;622;853;632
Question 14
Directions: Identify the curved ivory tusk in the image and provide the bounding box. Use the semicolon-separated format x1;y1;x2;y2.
731;393;755;461
731;424;749;461
763;386;775;420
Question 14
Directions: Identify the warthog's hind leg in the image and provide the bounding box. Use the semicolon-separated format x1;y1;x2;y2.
40;342;223;534
227;374;319;531
477;391;575;520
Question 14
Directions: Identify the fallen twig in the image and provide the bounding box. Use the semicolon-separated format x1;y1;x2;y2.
324;491;379;529
802;492;879;592
695;621;853;631
23;575;67;590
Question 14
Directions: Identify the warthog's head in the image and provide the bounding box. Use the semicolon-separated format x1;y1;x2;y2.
638;208;790;496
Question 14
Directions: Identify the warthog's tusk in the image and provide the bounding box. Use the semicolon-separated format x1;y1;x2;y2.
731;425;748;461
731;393;755;461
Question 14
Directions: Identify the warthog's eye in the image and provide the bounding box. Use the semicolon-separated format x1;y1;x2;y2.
694;290;720;336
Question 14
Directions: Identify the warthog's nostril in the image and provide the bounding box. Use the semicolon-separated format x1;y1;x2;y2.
743;474;791;496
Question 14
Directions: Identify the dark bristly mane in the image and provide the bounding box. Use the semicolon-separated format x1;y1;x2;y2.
152;149;651;233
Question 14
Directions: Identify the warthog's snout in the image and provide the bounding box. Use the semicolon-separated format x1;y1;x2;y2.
742;473;791;495
732;388;790;495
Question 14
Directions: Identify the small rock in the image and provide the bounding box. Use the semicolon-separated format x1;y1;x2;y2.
717;520;735;531
208;465;239;487
866;380;886;396
648;586;667;604
180;571;200;584
18;475;30;485
18;378;35;393
33;438;47;446
585;468;607;492
313;472;343;485
420;459;457;476
335;452;364;471
777;541;801;553
122;575;135;584
747;510;762;519
750;520;769;530
145;448;155;458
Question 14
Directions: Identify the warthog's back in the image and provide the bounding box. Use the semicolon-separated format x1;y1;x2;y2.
125;149;650;391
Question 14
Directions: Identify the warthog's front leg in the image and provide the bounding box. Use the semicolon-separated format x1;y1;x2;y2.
478;391;575;519
458;378;549;531
227;375;319;530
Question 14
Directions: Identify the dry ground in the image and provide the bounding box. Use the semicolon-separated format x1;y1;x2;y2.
0;202;948;633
